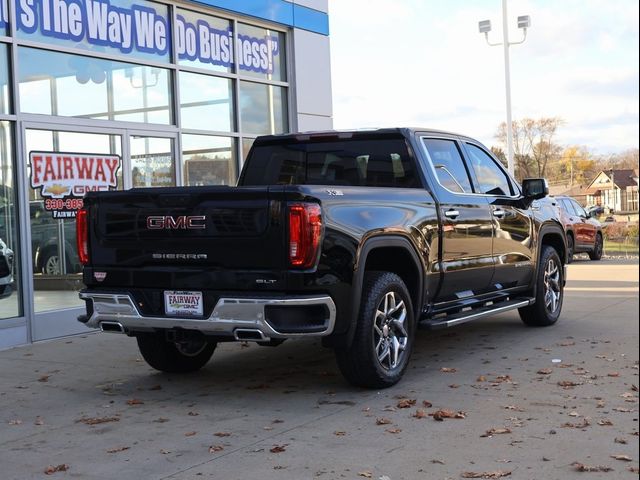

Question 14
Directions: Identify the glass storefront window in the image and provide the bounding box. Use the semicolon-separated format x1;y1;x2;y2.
182;134;236;186
237;24;286;82
15;0;170;63
242;137;255;163
18;47;172;124
0;43;9;114
0;0;8;36
239;81;287;135
0;121;20;319
177;9;233;73
180;71;233;132
131;136;175;187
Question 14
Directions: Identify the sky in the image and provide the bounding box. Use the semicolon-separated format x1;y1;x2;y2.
328;0;639;155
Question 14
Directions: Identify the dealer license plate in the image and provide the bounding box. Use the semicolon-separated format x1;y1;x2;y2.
164;291;203;317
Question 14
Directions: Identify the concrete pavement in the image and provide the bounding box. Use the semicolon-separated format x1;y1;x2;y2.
0;259;638;480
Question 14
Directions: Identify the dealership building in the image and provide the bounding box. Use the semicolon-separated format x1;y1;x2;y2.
0;0;333;348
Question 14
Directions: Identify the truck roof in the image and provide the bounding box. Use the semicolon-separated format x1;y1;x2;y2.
252;127;477;144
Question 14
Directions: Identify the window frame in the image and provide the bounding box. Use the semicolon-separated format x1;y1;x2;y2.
419;136;476;195
461;141;518;198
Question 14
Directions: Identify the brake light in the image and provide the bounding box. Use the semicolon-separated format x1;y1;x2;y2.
76;208;90;265
288;203;322;268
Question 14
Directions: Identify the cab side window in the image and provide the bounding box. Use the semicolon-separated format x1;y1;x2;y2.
465;143;513;196
422;138;473;194
570;199;587;217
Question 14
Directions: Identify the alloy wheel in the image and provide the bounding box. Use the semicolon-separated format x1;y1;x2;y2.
373;291;409;370
543;258;561;315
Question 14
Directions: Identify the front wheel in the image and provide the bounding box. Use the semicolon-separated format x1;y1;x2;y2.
136;333;216;373
588;233;603;261
519;246;564;327
335;271;415;389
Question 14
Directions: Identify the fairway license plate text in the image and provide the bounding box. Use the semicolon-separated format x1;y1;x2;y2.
164;291;203;317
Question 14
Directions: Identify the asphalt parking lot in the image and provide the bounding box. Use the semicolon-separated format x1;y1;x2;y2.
1;259;638;480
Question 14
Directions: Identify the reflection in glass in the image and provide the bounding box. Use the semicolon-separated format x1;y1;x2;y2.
18;47;172;124
24;128;123;313
0;1;7;36
177;9;233;73
237;24;286;82
180;71;233;132
239;81;287;135
0;121;20;319
0;44;10;114
131;136;175;188
183;135;236;186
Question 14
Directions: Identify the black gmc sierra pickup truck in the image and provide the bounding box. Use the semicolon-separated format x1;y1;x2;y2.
77;128;566;388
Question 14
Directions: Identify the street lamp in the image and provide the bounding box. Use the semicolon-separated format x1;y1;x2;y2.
478;1;530;177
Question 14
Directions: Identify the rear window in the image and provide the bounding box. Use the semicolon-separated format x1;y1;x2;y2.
241;137;420;188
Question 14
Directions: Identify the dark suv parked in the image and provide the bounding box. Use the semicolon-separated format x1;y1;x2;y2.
554;195;603;262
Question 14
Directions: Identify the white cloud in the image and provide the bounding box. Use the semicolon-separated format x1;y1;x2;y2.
328;0;639;153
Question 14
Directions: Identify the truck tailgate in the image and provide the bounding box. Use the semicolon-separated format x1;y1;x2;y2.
89;186;285;270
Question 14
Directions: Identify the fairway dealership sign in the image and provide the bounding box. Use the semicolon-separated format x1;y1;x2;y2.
14;0;280;73
29;152;122;218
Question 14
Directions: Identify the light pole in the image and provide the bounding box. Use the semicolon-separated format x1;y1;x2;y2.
479;1;530;177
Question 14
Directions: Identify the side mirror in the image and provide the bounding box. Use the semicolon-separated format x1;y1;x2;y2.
522;178;549;200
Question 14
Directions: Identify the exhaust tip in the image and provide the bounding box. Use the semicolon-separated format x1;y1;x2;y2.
234;329;269;342
100;322;125;334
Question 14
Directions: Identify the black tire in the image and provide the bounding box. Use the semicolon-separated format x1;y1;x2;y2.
519;246;564;327
566;234;574;264
335;271;415;389
136;333;216;373
588;232;603;261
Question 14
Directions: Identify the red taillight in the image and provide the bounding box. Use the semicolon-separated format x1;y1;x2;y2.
288;203;322;268
76;208;90;265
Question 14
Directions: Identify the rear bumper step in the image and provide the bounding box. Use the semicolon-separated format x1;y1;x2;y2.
420;297;534;330
78;292;336;340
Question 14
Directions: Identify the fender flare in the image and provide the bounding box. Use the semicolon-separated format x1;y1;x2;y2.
342;235;425;348
530;222;567;295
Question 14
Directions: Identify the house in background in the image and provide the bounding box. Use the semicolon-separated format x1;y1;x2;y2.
548;183;589;206
586;169;639;213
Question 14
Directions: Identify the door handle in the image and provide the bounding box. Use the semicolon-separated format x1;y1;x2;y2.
492;209;506;218
444;209;460;219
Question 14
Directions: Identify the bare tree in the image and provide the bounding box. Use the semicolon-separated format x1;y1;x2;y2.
495;117;564;181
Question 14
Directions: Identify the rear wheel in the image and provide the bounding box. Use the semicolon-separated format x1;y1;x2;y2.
335;271;415;389
566;234;574;264
519;246;564;327
588;233;603;261
136;333;216;373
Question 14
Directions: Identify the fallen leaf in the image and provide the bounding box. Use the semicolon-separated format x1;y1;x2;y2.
537;368;553;375
76;416;120;425
413;409;428;419
481;427;512;437
614;437;627;444
557;341;575;346
572;462;613;472
449;384;460;389
160;449;171;454
477;375;487;382
44;464;69;475
149;384;162;391
558;380;581;388
610;454;632;462
422;401;433;408
632;385;638;392
432;409;466;421
126;398;144;405
357;472;372;478
270;444;288;453
431;459;445;465
568;411;580;417
106;446;129;453
629;467;640;473
376;417;392;425
38;375;51;382
612;407;633;413
208;445;224;453
503;405;525;412
385;428;402;434
153;417;169;423
184;431;197;437
34;417;45;426
598;419;613;426
334;431;346;436
213;432;231;437
8;419;22;425
440;367;457;373
188;411;199;416
461;470;511;478
562;418;591;429
608;372;620;377
396;398;416;409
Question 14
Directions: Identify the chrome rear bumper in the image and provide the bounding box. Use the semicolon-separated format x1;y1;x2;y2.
78;292;336;340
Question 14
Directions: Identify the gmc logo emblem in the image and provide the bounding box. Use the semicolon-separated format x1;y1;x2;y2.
146;215;207;230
